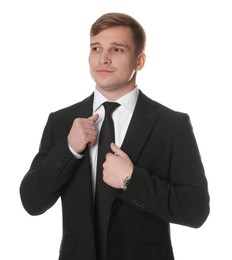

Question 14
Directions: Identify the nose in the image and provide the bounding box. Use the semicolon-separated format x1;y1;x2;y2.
100;51;111;65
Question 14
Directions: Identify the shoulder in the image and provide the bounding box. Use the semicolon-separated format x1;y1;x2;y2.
138;90;189;121
50;93;94;120
138;91;194;137
53;93;94;115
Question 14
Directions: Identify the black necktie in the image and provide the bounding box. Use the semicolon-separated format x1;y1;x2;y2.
95;102;120;260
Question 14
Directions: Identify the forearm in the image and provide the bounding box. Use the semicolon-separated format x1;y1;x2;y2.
20;138;82;215
120;165;210;228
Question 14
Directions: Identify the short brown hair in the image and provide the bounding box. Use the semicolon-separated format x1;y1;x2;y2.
90;12;146;56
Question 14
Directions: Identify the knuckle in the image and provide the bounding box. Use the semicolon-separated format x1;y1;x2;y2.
74;118;81;124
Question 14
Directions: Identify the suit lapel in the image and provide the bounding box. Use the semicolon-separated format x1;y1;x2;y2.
70;93;94;120
121;91;160;163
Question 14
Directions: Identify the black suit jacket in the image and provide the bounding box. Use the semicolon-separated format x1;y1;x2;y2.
20;91;210;260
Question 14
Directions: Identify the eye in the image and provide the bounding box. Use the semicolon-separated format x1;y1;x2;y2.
112;47;123;53
91;46;101;52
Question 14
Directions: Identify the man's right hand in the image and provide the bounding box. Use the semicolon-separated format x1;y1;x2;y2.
67;114;99;154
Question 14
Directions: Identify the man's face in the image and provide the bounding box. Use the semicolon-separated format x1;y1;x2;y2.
89;26;143;97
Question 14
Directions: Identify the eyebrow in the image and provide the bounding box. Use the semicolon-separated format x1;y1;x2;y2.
90;42;129;49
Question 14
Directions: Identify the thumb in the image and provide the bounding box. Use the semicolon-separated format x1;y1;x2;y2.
88;113;99;122
110;143;127;158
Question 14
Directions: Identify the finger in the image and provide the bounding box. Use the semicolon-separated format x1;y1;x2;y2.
110;143;127;158
88;114;99;122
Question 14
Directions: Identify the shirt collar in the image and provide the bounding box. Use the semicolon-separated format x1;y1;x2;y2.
93;86;139;113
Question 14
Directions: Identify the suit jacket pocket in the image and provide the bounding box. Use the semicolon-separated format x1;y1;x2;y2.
59;236;77;255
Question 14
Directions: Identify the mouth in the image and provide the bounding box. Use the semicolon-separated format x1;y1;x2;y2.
96;68;114;74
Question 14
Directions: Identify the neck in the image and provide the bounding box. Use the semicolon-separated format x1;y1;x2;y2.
96;86;136;101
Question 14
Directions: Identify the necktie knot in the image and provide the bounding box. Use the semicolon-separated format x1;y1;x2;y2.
103;102;120;115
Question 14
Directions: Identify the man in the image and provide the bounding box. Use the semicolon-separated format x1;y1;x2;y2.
20;12;210;260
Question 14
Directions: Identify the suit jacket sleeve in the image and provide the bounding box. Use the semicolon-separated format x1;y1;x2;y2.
20;113;82;215
120;113;210;228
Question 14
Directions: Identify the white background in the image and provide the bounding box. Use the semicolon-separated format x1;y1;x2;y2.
1;0;232;259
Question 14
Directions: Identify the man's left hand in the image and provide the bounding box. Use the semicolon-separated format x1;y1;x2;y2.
102;143;134;189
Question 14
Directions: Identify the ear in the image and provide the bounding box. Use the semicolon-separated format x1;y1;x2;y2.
136;53;146;71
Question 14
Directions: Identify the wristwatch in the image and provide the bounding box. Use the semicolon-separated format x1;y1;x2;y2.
122;176;131;191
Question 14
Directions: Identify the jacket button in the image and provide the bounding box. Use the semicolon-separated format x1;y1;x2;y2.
131;198;138;204
91;242;95;249
55;162;63;169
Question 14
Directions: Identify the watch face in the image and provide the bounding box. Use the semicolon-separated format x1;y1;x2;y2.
123;176;131;191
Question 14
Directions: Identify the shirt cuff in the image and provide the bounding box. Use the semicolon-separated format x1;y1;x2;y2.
68;144;84;159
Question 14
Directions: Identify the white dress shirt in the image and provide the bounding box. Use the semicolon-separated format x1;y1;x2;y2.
69;87;139;193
